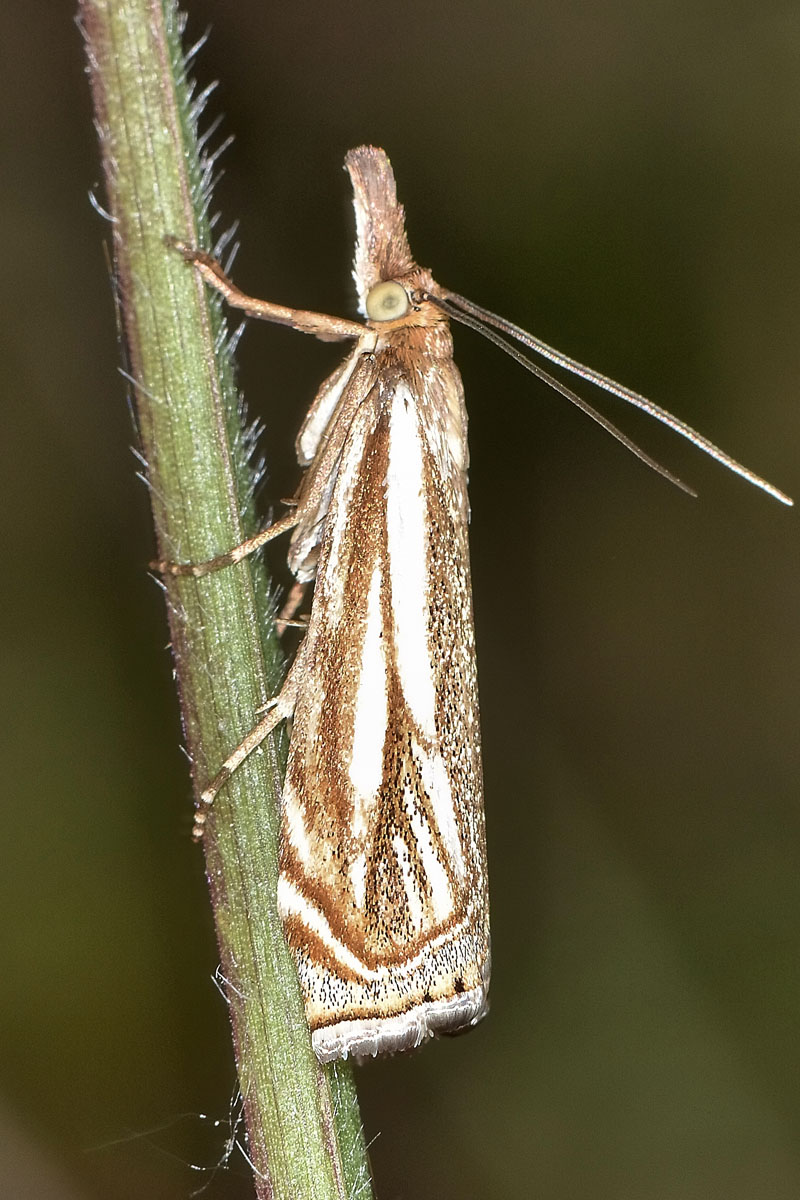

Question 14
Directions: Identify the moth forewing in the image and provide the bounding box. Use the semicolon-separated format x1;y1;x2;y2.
278;384;487;1060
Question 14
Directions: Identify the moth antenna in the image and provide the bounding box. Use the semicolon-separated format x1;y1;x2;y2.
433;290;793;507
427;295;696;496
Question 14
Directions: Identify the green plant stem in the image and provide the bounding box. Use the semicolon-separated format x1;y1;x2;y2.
80;2;372;1196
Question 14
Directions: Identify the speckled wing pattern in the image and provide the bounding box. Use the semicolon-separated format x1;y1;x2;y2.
277;147;490;1061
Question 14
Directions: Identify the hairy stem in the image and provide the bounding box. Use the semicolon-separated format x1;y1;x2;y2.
79;1;372;1196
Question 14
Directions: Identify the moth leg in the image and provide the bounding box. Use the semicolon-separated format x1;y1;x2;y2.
153;510;299;578
192;646;304;840
168;240;365;343
275;580;308;638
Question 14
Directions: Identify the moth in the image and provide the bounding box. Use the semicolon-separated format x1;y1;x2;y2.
161;146;791;1064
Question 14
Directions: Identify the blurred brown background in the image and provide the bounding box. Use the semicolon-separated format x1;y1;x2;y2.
2;2;799;1197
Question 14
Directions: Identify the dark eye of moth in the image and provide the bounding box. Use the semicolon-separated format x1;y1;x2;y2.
365;280;410;321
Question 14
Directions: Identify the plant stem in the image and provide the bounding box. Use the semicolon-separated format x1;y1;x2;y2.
80;2;372;1196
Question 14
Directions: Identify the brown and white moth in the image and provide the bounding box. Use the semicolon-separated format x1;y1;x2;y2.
162;146;791;1064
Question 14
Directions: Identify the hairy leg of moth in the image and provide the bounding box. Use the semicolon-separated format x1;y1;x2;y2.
154;509;299;577
276;580;308;637
160;240;368;834
168;240;365;343
192;644;305;839
155;520;310;833
153;511;309;833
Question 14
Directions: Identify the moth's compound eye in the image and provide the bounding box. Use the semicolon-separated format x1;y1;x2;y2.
365;280;410;321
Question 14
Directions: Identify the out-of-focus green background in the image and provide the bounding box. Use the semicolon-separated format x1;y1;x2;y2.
3;2;798;1197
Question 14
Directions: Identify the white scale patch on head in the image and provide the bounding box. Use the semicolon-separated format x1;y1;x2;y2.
386;384;437;738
